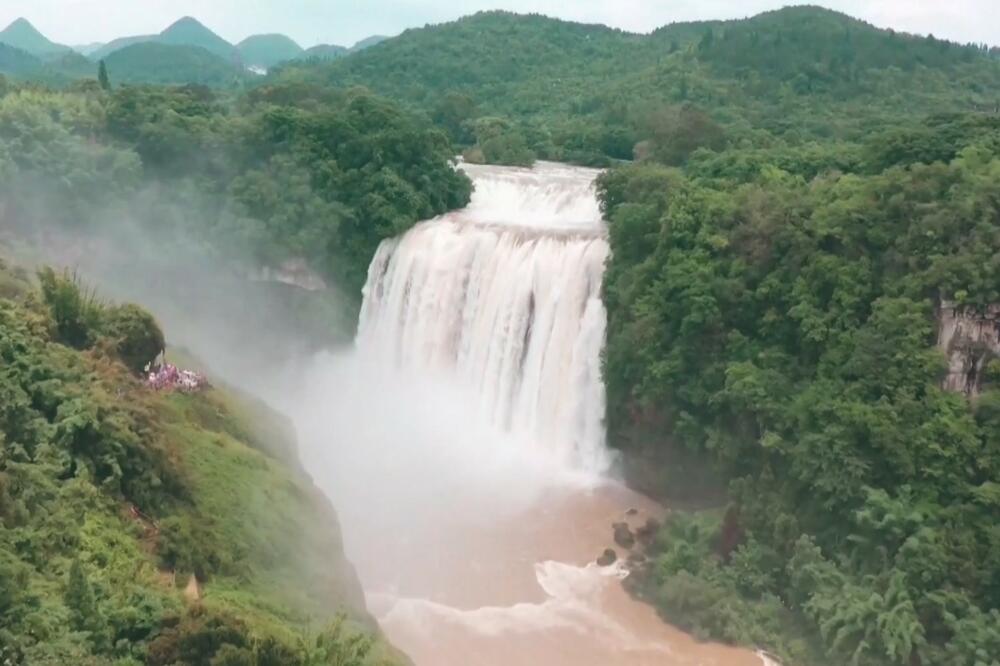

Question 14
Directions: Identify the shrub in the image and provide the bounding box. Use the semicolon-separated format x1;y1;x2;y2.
36;267;105;348
157;516;223;580
102;303;165;374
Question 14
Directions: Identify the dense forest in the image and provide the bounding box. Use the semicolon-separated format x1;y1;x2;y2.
600;115;1000;665
2;4;1000;665
272;7;1000;166
0;79;470;301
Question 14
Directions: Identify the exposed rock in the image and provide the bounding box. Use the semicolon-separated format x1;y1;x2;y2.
183;574;201;602
625;508;638;516
612;521;636;549
596;548;617;566
626;552;647;568
635;517;661;545
938;301;1000;396
251;257;327;291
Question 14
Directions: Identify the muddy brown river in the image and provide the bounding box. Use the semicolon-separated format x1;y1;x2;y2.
354;482;765;666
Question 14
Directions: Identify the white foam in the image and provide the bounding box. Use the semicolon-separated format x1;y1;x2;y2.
356;162;612;472
374;560;667;654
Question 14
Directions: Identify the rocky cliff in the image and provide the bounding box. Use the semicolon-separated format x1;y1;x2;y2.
937;301;1000;396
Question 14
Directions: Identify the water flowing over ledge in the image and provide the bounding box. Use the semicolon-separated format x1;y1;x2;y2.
356;162;612;472
287;161;774;666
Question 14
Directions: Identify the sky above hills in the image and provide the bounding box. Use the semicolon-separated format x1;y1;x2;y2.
0;0;995;49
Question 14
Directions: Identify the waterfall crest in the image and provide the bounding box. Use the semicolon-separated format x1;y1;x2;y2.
356;162;611;472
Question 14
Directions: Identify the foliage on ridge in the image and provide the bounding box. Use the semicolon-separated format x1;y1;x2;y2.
271;6;1000;166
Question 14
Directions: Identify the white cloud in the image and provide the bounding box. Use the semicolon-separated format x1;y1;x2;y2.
0;0;995;49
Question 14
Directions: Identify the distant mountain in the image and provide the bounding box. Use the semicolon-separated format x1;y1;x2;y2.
0;42;45;78
271;8;1000;162
237;33;303;69
158;16;236;60
0;42;95;85
44;50;97;78
303;43;348;60
71;42;105;56
88;16;237;62
0;18;72;59
349;35;389;52
296;35;385;64
90;35;156;61
102;42;244;86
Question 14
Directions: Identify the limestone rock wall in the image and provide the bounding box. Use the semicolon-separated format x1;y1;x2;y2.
937;301;1000;396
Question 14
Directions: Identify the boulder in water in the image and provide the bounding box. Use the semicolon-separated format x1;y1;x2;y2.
636;517;661;545
596;548;617;566
612;522;635;549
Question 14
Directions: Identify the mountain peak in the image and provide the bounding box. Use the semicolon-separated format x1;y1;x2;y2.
170;16;203;27
6;17;34;28
3;17;43;37
0;16;71;56
158;16;235;59
237;33;304;68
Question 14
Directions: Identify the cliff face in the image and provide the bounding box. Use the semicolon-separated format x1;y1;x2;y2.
937;301;1000;396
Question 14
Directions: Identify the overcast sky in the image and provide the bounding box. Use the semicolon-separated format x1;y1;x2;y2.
1;0;996;49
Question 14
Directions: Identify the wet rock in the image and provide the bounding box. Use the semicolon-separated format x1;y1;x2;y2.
612;521;635;549
626;552;647;568
596;548;617;566
636;517;661;545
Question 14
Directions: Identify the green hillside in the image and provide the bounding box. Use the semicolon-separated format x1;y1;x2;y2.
0;18;72;58
89;35;155;61
0;43;45;79
102;42;244;87
0;260;401;665
89;17;236;63
271;7;1000;165
349;35;389;52
303;43;349;60
0;43;96;86
238;33;304;68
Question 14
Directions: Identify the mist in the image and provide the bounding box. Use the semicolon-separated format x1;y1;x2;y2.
2;159;768;666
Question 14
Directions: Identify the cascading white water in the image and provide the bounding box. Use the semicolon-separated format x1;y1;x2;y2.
356;162;612;472
287;160;771;666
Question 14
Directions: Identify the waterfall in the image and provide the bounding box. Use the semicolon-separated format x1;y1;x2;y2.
356;162;611;472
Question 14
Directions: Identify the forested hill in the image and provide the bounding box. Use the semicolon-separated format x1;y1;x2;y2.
271;6;1000;165
0;82;471;307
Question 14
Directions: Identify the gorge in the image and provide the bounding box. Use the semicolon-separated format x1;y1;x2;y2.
278;162;770;665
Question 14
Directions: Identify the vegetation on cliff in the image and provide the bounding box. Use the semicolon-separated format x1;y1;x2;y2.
0;260;399;665
601;110;1000;664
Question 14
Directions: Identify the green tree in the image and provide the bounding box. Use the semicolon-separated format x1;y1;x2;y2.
102;303;165;374
65;559;101;634
97;59;110;91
